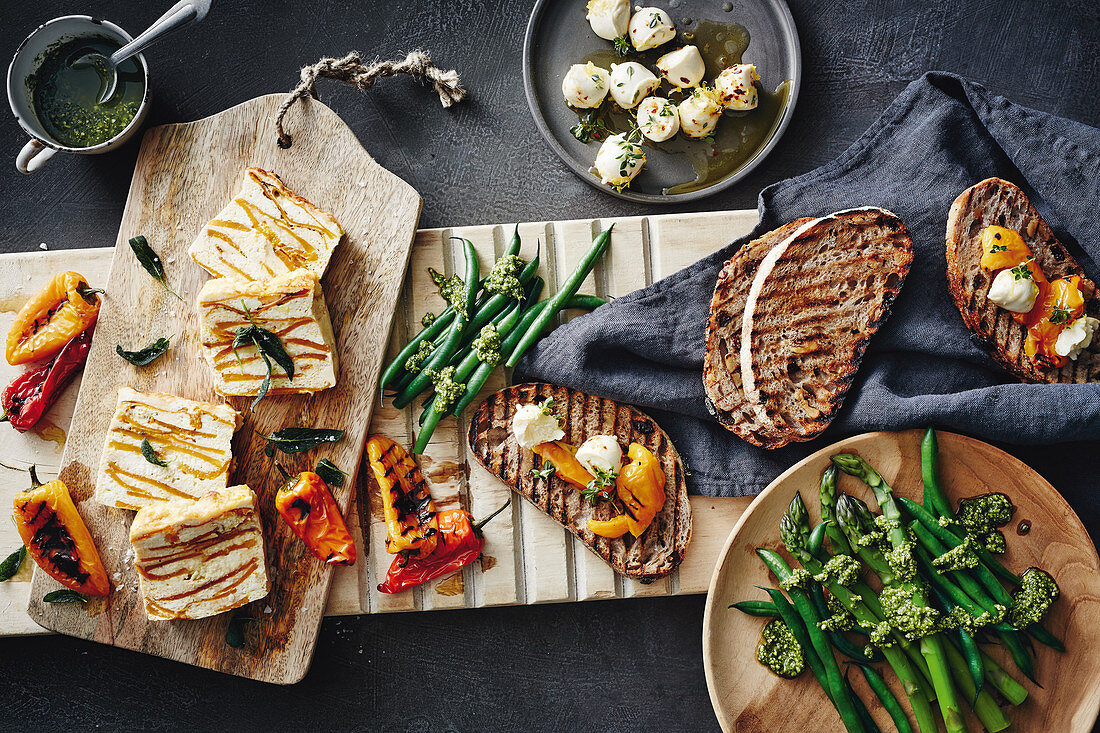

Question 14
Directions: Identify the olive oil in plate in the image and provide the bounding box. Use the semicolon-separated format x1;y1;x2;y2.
578;18;790;195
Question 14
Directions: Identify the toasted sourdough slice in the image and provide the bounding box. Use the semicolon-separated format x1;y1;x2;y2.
731;209;913;448
703;218;815;446
467;382;692;581
188;168;343;281
946;177;1099;383
197;269;338;396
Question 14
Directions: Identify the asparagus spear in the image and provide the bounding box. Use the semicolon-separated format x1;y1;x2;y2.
831;455;968;733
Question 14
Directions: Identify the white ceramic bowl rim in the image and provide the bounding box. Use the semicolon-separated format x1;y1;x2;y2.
6;14;150;152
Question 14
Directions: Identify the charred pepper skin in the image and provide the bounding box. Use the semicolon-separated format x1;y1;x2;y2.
6;271;100;365
366;436;439;559
275;471;356;566
13;466;110;596
2;327;93;432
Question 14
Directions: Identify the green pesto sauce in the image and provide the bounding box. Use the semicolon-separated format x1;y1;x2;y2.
956;492;1014;554
755;619;804;679
485;254;525;301
471;323;503;366
425;366;465;412
28;37;143;148
578;19;791;195
1009;567;1059;628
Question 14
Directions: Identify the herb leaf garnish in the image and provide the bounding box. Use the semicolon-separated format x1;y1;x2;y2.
261;427;346;456
128;235;183;301
1049;306;1072;325
141;438;169;467
531;459;555;482
235;301;295;411
315;458;347;487
0;546;26;582
582;468;619;505
117;335;172;366
43;589;88;604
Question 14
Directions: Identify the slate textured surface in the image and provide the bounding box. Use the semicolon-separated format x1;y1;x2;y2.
1;1;1098;730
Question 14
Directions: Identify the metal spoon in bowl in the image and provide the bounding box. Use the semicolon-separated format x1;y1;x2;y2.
72;0;212;103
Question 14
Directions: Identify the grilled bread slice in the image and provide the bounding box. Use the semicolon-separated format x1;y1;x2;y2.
946;177;1099;382
467;382;691;582
703;218;814;446
188;168;343;281
704;209;913;449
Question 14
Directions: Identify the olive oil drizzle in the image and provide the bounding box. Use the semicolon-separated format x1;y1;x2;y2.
577;18;790;194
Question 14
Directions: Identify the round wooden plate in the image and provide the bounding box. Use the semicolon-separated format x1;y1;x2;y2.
703;430;1100;732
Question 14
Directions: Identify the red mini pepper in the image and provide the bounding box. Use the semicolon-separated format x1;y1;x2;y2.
1;326;94;432
378;501;509;594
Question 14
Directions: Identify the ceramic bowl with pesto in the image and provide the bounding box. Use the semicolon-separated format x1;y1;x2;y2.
7;15;150;173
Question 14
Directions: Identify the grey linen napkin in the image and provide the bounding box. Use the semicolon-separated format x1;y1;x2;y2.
514;72;1100;497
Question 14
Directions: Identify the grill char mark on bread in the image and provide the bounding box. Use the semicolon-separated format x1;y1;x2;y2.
945;177;1100;383
467;383;692;581
703;209;913;449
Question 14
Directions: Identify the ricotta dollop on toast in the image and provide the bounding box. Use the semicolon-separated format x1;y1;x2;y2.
946;177;1099;382
466;382;692;581
94;388;241;510
197;269;338;397
130;485;270;621
704;208;913;448
188;168;343;282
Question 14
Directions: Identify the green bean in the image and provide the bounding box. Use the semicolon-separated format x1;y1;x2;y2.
380;309;455;390
929;584;983;701
898;497;1020;587
453;250;541;355
853;663;914;733
392;239;481;409
909;520;1005;612
445;274;544;372
729;600;778;617
504;223;522;258
941;643;1011;732
505;225;614;367
758;554;867;732
808;583;878;663
807;521;828;559
921;427;955;519
845;670;883;733
1026;623;1065;652
562;293;608;311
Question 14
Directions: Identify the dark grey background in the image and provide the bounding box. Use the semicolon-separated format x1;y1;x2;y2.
1;1;1098;731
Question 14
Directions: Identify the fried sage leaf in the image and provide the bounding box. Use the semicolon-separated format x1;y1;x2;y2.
261;427;346;456
315;458;347;487
0;546;26;582
251;351;273;413
43;589;87;604
141;438;168;467
116;335;172;366
128;235;183;301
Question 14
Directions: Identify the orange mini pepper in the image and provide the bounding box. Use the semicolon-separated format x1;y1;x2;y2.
275;467;356;566
6;271;102;365
532;440;594;490
366;436;439;558
13;465;110;596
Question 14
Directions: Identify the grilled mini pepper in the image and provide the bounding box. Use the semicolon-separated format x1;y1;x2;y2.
6;271;101;365
275;466;356;566
378;502;509;594
587;443;666;539
366;436;439;559
1;327;93;432
13;465;110;596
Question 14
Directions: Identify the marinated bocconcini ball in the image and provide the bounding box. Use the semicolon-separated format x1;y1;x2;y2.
609;62;659;109
677;86;722;138
715;63;760;110
562;62;611;108
636;96;680;142
656;45;706;89
629;7;675;51
585;0;631;41
595;133;646;189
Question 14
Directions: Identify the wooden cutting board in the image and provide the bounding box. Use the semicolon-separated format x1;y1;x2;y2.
2;209;758;665
23;95;422;684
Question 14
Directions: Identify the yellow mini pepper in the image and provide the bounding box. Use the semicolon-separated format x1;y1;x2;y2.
367;435;440;558
7;271;101;365
587;443;666;539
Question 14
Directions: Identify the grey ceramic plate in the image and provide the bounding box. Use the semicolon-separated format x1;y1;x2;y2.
523;0;801;204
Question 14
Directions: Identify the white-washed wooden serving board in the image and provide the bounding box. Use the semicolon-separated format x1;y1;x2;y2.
1;209;759;636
